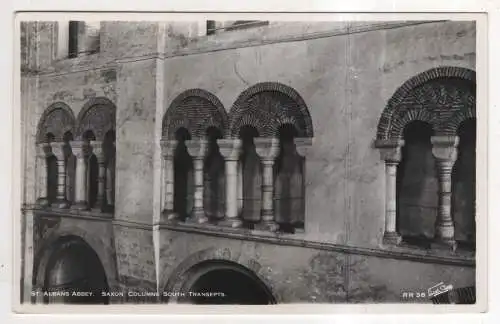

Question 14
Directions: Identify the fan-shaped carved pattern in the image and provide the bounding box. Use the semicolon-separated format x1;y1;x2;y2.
377;67;476;139
36;102;76;143
162;89;228;139
76;97;116;141
228;82;313;138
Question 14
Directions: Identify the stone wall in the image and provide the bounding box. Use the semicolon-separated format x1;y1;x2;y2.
21;20;476;303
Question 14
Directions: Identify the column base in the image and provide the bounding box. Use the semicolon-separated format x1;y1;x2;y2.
161;209;179;224
71;201;89;211
431;238;457;252
52;199;70;209
186;209;209;224
254;221;280;233
218;218;243;228
36;197;50;208
383;231;402;245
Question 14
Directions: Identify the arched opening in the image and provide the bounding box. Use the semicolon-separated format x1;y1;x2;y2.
46;133;58;204
174;128;194;220
274;124;305;233
174;261;275;305
203;127;225;222
63;131;76;205
239;126;261;227
103;130;116;212
41;236;109;304
397;121;438;247
83;130;98;209
452;118;476;249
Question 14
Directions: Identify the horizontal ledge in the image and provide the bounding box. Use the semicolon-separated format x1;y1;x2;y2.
28;206;114;221
159;222;475;268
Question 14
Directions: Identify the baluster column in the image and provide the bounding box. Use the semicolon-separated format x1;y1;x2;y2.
90;141;106;211
255;138;280;232
161;139;178;223
50;142;70;209
375;139;405;245
186;139;209;224
217;139;243;228
70;140;89;210
431;136;459;251
105;142;116;212
293;137;314;233
35;142;51;207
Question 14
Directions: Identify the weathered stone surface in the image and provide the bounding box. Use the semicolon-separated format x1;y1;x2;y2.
21;20;476;304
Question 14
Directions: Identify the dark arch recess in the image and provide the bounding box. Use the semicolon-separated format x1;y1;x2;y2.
163;260;276;305
36;102;76;143
33;235;110;304
76;97;116;141
228;82;314;138
376;66;476;140
162;89;228;139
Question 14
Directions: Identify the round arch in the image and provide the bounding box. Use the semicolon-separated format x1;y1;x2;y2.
33;234;111;304
163;260;276;305
376;66;476;140
36;102;76;143
34;228;118;293
76;97;116;141
162;89;228;139
228;82;314;138
161;248;280;304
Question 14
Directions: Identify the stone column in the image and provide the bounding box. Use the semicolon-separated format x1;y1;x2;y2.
90;141;106;211
294;137;314;233
160;139;178;223
217;139;243;228
185;139;209;224
105;143;116;211
50;142;70;209
431;136;459;251
35;142;51;207
254;138;280;232
375;139;405;245
69;141;89;210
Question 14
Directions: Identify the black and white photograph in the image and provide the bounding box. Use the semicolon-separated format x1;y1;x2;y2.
15;14;485;309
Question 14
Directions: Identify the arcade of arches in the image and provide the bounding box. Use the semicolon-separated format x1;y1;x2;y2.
35;99;116;213
31;68;476;305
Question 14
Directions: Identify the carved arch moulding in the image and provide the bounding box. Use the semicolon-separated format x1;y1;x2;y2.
162;89;228;139
36;102;76;143
76;97;117;141
376;66;476;141
228;82;314;138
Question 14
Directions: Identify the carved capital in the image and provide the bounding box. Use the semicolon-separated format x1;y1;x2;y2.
69;140;90;159
160;139;178;159
254;137;280;160
431;136;459;161
36;142;52;158
50;142;66;160
374;139;405;162
185;139;209;159
217;139;242;161
294;137;314;157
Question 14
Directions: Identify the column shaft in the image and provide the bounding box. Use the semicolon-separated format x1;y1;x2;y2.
186;139;208;224
431;136;459;251
35;143;50;207
90;141;106;211
51;142;69;209
218;139;243;228
375;139;404;245
70;141;89;210
255;138;280;232
161;140;178;222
